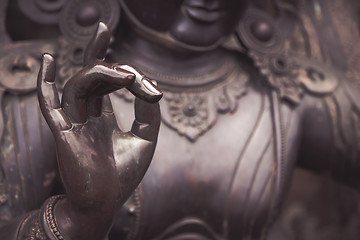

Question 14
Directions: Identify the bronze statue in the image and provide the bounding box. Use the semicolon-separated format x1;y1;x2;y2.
0;0;359;239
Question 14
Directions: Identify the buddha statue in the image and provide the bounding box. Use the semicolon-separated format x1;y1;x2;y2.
0;0;359;239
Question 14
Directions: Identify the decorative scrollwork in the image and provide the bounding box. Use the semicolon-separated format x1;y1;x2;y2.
235;6;339;105
57;0;120;87
18;211;48;240
250;51;303;104
250;49;339;105
116;58;249;141
236;8;300;104
164;92;209;140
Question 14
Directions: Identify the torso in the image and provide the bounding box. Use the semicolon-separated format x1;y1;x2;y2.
0;41;313;240
110;49;303;240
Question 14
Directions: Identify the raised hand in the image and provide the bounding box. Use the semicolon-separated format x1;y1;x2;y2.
37;23;162;240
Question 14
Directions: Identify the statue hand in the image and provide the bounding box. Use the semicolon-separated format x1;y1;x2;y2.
37;23;162;239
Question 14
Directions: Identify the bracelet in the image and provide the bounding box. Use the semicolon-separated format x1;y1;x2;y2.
18;210;48;240
40;195;66;240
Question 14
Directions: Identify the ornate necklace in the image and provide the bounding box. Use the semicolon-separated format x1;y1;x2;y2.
116;54;249;142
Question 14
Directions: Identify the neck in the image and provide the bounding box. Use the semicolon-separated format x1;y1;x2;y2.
119;27;209;61
110;21;233;81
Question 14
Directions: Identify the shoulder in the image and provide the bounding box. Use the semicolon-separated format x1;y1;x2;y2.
249;51;341;105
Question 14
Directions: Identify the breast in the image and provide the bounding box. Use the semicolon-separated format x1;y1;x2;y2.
112;85;282;240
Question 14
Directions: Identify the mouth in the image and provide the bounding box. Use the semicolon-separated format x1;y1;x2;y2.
184;1;225;23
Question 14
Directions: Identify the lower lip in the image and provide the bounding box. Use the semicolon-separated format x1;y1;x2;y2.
185;6;224;23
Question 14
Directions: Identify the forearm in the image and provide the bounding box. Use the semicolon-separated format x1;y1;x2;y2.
298;78;360;188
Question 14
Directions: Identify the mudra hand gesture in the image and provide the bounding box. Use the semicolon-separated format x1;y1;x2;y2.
37;23;162;240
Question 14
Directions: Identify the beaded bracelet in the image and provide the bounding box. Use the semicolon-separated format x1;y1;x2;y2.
40;195;66;240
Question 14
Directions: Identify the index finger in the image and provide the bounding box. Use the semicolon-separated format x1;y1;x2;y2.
83;22;111;66
61;62;135;123
115;64;163;103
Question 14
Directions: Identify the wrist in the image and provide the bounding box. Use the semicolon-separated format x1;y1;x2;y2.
17;195;66;240
54;195;117;240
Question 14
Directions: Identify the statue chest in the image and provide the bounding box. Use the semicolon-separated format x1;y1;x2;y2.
111;85;301;240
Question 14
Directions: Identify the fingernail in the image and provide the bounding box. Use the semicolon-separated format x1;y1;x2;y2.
42;53;54;65
42;53;55;83
151;80;158;86
142;78;161;95
97;22;109;35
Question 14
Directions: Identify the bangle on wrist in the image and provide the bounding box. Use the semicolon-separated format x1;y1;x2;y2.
40;195;66;240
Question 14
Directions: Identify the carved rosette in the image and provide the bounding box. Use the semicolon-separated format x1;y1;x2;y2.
18;211;48;240
161;71;248;141
163;92;209;141
249;51;303;104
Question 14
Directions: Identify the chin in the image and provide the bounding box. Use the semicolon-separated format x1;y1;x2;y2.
169;16;231;48
170;31;225;48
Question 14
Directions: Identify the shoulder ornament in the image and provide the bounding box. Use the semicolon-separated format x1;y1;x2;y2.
236;6;339;105
0;41;56;94
0;0;57;94
250;51;339;105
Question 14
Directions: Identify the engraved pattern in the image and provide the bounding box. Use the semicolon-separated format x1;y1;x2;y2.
24;214;48;240
164;93;208;140
19;211;48;240
250;51;302;104
250;50;339;105
161;70;249;141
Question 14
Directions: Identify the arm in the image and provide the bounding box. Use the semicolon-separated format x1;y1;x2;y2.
39;23;162;240
297;65;360;189
0;22;162;240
